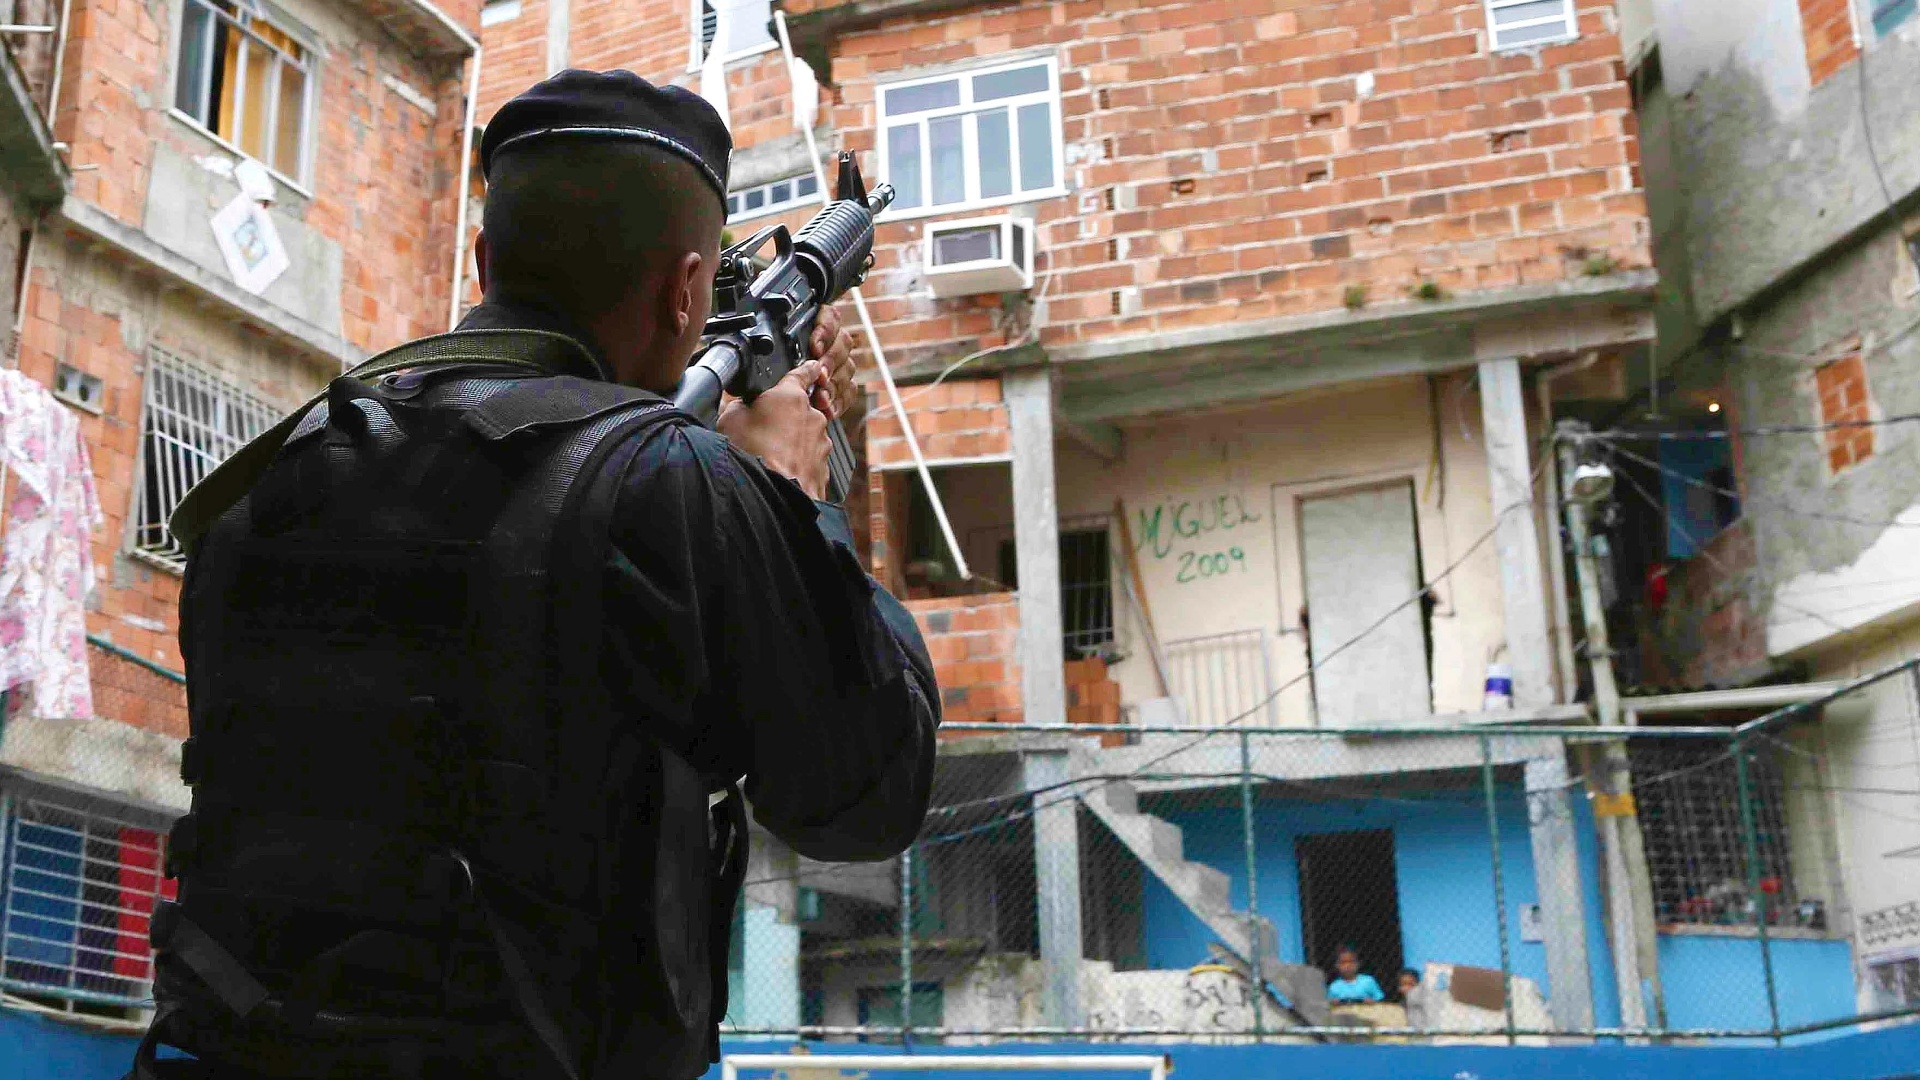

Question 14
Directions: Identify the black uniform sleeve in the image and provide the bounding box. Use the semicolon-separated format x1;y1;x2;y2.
600;421;938;863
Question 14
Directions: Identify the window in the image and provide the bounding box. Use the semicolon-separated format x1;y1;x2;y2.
1483;0;1578;51
1631;739;1817;929
1871;951;1920;1009
174;0;315;182
690;0;774;67
993;522;1115;658
876;58;1063;217
133;349;281;572
480;0;522;26
726;172;821;223
1872;0;1916;36
0;790;173;1014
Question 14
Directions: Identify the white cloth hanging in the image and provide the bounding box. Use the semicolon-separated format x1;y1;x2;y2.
0;368;103;720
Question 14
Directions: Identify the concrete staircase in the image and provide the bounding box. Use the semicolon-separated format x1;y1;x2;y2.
1082;779;1333;1027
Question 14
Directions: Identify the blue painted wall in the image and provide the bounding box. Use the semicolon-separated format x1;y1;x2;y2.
1143;785;1851;1033
0;1009;139;1079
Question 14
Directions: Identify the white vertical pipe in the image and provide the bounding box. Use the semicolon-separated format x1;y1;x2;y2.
447;45;483;331
773;9;969;579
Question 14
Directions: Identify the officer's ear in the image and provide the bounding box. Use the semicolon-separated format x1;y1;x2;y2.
473;229;491;294
665;250;704;336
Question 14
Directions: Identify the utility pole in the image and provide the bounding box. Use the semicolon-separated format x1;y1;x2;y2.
1557;420;1667;1032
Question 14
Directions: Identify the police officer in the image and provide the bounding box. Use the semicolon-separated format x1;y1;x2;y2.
135;71;938;1080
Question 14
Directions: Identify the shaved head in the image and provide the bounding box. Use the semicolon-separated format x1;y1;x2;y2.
477;140;727;389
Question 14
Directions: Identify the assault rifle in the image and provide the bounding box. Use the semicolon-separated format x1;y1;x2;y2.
672;152;895;503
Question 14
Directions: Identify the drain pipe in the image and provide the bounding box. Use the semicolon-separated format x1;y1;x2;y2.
447;45;483;331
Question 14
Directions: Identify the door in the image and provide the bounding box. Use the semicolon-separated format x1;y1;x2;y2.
1296;829;1404;987
1298;481;1431;727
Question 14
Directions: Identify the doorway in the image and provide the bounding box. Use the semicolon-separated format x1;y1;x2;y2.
1296;828;1404;985
1297;480;1432;726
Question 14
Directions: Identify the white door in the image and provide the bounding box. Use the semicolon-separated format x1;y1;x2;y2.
1298;481;1431;727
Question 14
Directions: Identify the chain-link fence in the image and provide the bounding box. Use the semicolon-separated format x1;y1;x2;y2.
724;661;1920;1045
4;663;1920;1047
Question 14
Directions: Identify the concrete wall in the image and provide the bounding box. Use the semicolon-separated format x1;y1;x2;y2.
1801;621;1920;1009
1138;786;1856;1033
1648;0;1920;325
1055;373;1507;723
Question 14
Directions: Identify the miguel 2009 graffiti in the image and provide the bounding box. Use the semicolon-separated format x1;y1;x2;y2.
1132;492;1262;584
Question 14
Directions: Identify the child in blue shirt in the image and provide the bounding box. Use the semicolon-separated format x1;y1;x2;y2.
1327;945;1385;1003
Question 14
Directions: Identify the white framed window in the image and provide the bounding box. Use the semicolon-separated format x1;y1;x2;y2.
1483;0;1579;51
727;172;822;223
688;0;776;70
480;0;522;26
876;56;1065;220
0;787;173;1015
172;0;316;185
132;349;281;572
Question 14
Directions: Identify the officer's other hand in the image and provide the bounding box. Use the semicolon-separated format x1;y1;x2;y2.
810;305;857;420
717;360;832;500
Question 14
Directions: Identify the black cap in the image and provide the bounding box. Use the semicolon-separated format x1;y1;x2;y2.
480;69;732;208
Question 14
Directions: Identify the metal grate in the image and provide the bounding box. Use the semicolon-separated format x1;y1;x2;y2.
0;793;172;1010
1059;523;1114;659
132;349;280;571
1631;739;1802;927
1163;628;1275;728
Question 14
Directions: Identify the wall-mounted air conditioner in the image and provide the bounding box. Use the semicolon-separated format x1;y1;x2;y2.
923;215;1034;299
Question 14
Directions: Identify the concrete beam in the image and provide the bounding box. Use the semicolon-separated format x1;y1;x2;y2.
1006;368;1064;728
1525;753;1594;1031
0;711;188;816
730;128;835;190
1048;271;1657;369
1058;415;1122;463
1478;358;1555;710
57;197;365;370
1022;750;1082;1028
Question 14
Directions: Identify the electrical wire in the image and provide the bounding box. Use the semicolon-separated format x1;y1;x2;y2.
1587;414;1920;441
1593;434;1920;532
1857;24;1920;283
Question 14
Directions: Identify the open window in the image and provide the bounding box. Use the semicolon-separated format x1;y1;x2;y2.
173;0;315;184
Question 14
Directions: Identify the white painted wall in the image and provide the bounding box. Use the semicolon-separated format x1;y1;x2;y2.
1802;622;1920;1009
1054;373;1508;726
1769;501;1920;657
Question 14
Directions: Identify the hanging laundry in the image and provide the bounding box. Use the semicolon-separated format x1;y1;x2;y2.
0;368;104;720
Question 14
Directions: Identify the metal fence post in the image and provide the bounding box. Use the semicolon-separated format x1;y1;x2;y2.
1732;735;1782;1044
1480;734;1516;1044
1239;730;1264;1039
900;843;914;1047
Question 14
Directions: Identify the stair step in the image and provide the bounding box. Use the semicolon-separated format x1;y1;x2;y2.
1143;816;1185;863
1100;781;1139;815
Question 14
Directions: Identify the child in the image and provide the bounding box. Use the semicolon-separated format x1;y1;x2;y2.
1326;945;1385;1003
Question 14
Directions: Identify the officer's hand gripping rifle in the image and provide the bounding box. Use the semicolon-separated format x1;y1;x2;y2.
672;153;895;503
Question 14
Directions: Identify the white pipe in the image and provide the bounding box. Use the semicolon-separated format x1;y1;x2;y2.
46;0;72;125
773;9;969;580
447;44;482;331
723;1055;1170;1080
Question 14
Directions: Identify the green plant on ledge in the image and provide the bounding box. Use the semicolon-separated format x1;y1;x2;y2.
1343;284;1369;309
1408;279;1447;301
1583;253;1621;277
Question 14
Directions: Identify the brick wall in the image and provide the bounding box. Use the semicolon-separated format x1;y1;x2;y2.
1644;518;1770;690
89;646;188;740
866;375;1010;468
1066;656;1125;747
912;592;1023;729
1813;339;1874;474
479;0;553;121
1798;0;1858;89
809;0;1649;370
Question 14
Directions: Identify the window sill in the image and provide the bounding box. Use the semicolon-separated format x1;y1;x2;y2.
167;109;315;202
1490;31;1580;56
1659;923;1843;942
879;187;1069;225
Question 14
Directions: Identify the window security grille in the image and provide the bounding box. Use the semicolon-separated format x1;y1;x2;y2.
132;349;280;572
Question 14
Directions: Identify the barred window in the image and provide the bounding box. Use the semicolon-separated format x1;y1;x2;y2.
1631;739;1806;928
0;791;172;1014
1483;0;1578;52
132;349;280;572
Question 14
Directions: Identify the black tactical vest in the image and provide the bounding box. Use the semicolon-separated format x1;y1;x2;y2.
141;331;745;1080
